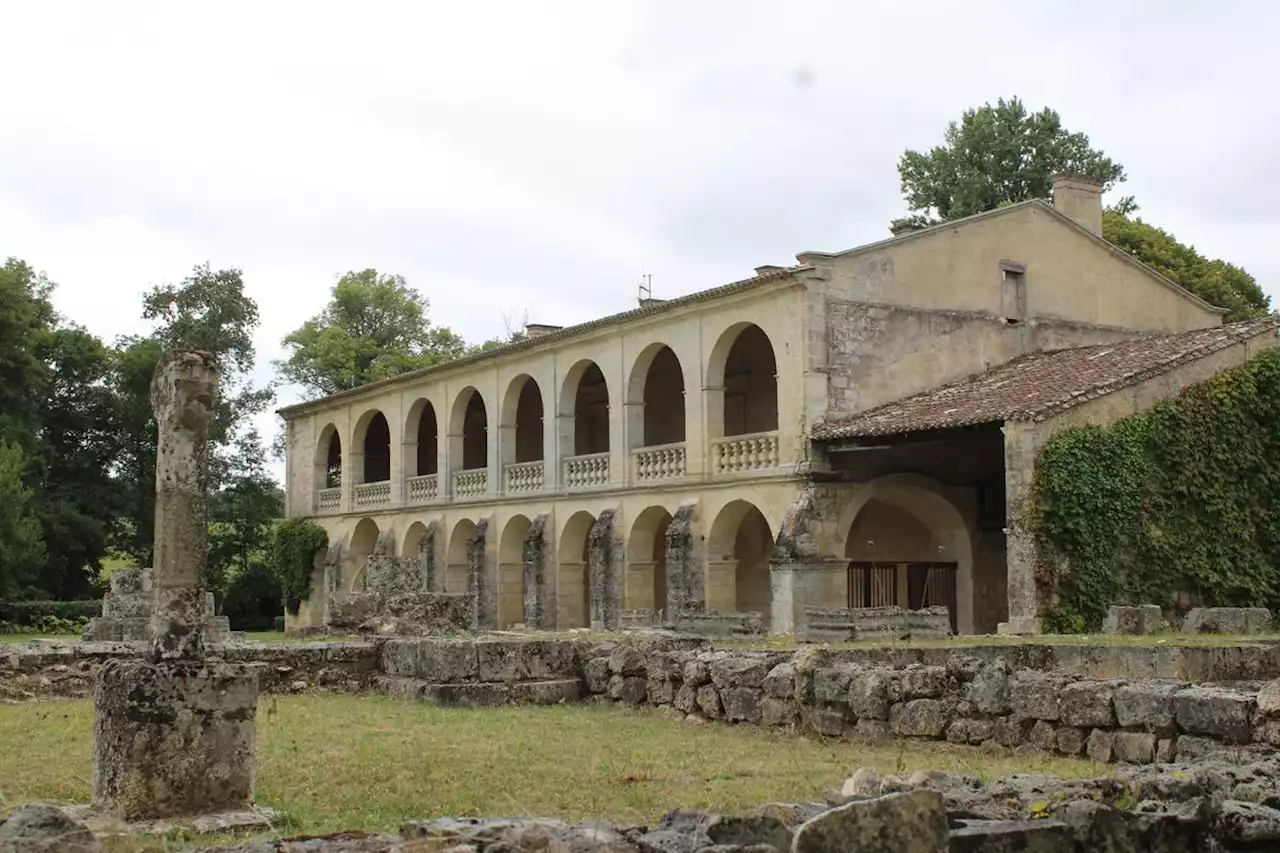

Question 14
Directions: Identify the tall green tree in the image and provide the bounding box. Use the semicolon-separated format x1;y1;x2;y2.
893;97;1270;319
277;269;467;397
0;441;45;599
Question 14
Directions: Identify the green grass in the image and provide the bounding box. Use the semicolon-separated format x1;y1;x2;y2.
0;632;360;646
0;695;1103;836
719;632;1280;651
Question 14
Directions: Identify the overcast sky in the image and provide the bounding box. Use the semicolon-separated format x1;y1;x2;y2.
2;0;1277;482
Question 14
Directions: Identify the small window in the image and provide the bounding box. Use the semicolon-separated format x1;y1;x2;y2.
999;260;1027;323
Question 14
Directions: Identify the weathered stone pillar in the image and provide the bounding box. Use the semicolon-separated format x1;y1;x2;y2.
588;509;621;631
467;518;493;629
663;503;702;617
148;349;217;660
92;348;261;822
420;521;441;592
522;514;550;628
770;487;824;636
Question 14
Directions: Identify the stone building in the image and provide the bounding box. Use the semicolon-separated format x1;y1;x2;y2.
278;174;1278;635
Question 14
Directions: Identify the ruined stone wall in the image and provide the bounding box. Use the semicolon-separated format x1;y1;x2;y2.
582;644;1280;765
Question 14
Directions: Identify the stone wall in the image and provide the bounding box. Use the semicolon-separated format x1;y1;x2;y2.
581;644;1280;765
799;606;951;643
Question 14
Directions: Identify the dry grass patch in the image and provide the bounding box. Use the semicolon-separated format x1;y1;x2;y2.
1;695;1102;836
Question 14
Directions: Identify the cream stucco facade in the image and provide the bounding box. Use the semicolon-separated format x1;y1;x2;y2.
279;174;1227;635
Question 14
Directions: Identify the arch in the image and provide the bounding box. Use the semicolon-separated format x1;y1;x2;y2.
626;506;674;617
404;399;439;476
315;423;342;489
559;360;610;456
501;375;545;463
835;473;974;635
352;409;392;483
626;344;686;448
557;510;596;628
498;515;533;627
707;500;774;625
346;518;381;591
707;323;778;437
445;518;478;594
449;387;489;470
402;520;429;558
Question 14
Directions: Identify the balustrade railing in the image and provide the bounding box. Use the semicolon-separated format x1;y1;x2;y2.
711;431;779;474
563;452;609;489
406;473;439;504
505;460;545;494
352;480;392;509
453;469;488;499
317;487;341;513
633;442;686;482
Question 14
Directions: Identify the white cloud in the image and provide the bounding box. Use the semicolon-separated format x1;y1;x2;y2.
2;0;1277;484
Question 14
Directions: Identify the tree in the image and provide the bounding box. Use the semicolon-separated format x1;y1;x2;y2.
0;442;45;599
893;96;1126;230
0;259;55;452
893;97;1271;319
1101;207;1269;322
277;269;467;397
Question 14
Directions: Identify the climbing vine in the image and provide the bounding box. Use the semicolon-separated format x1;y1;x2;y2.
268;518;329;615
1030;345;1280;632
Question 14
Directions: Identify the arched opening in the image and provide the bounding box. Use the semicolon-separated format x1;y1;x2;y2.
315;424;342;503
626;506;673;617
446;519;478;594
557;511;596;628
561;361;610;456
499;515;533;627
460;391;488;470
405;400;438;476
402;520;429;559
707;500;774;625
627;345;685;448
357;412;391;483
710;323;778;437
503;376;545;463
840;480;971;634
347;518;381;591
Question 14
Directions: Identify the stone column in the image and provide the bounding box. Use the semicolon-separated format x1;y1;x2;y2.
522;515;550;628
148;348;217;661
92;348;261;822
769;562;826;636
663;503;702;618
588;509;621;631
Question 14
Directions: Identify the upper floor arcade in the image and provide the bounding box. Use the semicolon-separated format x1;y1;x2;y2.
281;271;809;518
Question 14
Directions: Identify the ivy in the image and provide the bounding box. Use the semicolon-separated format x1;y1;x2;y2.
1030;345;1280;632
267;518;329;615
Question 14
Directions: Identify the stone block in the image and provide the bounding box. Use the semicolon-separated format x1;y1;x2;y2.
673;684;697;714
1113;680;1181;729
509;679;582;705
618;676;647;706
647;673;674;705
420;682;513;707
890;699;947;738
899;665;947;699
992;716;1028;747
792;789;949;853
1009;672;1061;721
1173;734;1228;761
1056;726;1087;756
682;658;710;688
812;666;853;705
709;656;771;690
949;819;1073;853
584;657;611;694
607;644;647;677
853;718;890;743
1058;681;1117;728
1173;686;1256;743
1102;604;1165;635
848;669;896;720
380;639;419;677
966;662;1011;715
416;640;479;683
1028;720;1057;751
807;707;846;737
762;662;795;698
696;685;722;719
92;658;258;820
1257;680;1280;716
1183;606;1272;635
947;718;995;745
519;640;577;681
1085;729;1113;762
1111;730;1157;763
722;687;762;723
760;696;796;727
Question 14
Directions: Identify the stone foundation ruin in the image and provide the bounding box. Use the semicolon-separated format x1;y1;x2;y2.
82;567;240;643
799;605;953;643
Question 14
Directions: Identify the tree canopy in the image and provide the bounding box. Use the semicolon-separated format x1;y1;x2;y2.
277;269;468;397
893;97;1270;320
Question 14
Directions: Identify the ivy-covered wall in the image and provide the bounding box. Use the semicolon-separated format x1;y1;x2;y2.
1029;346;1280;632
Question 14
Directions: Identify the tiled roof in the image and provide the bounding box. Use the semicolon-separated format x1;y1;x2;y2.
810;316;1280;441
277;264;810;417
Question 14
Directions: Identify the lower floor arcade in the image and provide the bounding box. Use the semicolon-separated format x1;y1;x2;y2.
290;462;1010;636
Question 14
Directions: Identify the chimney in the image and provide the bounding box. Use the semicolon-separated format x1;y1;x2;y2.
1050;172;1104;237
524;323;562;338
754;264;785;276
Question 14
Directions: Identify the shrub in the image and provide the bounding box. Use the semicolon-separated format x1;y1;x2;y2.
1030;345;1280;631
221;560;284;631
268;519;329;615
0;600;100;626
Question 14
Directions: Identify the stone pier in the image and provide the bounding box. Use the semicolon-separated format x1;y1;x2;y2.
90;349;263;825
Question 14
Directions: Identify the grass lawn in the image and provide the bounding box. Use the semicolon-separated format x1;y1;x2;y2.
0;631;360;645
0;695;1104;836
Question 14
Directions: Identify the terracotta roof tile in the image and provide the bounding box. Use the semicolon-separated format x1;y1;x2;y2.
810;316;1280;441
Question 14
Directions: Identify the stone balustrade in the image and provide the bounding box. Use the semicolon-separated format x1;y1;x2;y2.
633;442;686;482
563;452;609;489
317;487;341;513
453;469;488;499
352;480;391;510
711;431;779;474
406;473;439;505
504;460;545;494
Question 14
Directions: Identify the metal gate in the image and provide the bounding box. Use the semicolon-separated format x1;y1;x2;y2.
907;562;958;633
846;562;898;608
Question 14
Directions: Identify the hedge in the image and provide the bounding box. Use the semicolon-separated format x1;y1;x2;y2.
0;599;101;626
